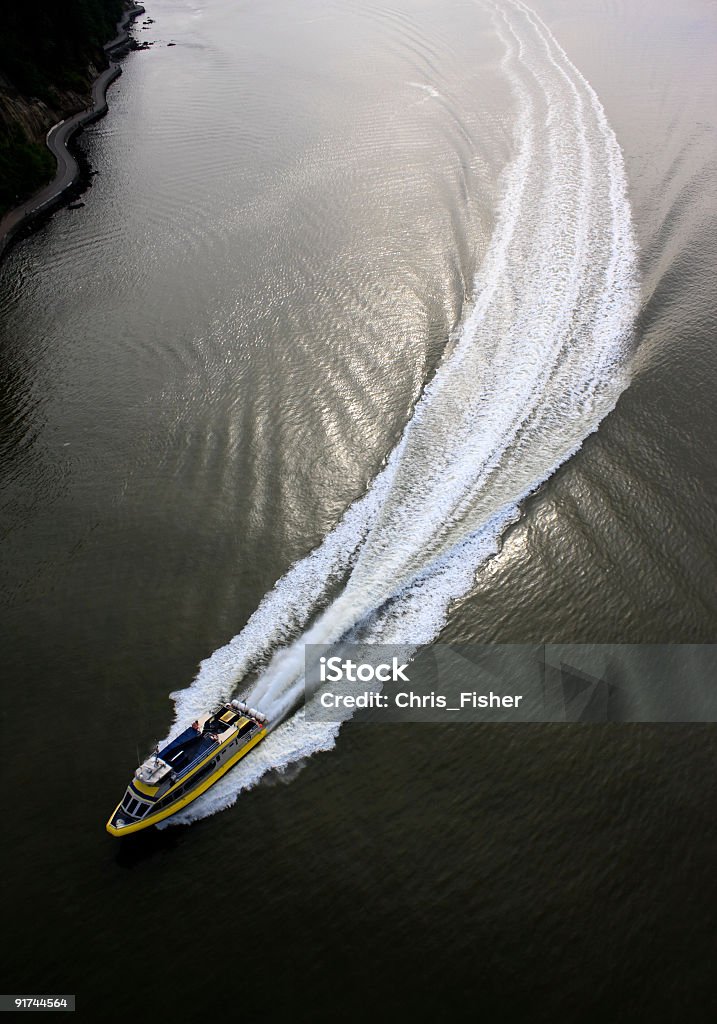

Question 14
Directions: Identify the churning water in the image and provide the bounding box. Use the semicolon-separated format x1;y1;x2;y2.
166;0;639;824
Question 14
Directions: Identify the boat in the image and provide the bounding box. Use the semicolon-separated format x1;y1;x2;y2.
106;700;268;835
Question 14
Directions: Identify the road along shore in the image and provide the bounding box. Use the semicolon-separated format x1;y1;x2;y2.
0;4;145;260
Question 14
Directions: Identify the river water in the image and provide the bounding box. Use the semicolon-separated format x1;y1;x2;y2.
1;0;716;1018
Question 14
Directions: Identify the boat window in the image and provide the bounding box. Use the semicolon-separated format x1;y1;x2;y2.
238;722;254;737
156;784;184;813
153;758;219;813
127;797;149;818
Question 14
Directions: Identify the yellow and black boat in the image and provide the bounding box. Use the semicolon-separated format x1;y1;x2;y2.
106;701;268;836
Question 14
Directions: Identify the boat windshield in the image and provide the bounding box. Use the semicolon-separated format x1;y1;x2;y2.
120;790;153;820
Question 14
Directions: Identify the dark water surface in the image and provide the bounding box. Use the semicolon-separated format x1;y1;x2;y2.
1;0;716;1018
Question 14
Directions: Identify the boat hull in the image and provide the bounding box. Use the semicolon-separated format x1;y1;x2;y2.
106;727;265;836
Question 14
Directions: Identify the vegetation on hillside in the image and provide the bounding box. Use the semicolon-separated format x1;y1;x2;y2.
0;0;126;214
0;126;55;213
1;0;125;101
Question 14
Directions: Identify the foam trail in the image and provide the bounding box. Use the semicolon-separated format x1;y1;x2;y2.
164;0;639;825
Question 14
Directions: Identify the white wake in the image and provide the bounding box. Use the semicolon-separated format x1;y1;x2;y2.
163;0;639;825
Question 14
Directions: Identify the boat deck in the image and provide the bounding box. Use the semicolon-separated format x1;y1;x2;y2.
157;727;218;776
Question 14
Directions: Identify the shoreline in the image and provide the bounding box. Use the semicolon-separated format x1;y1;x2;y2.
0;3;146;261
